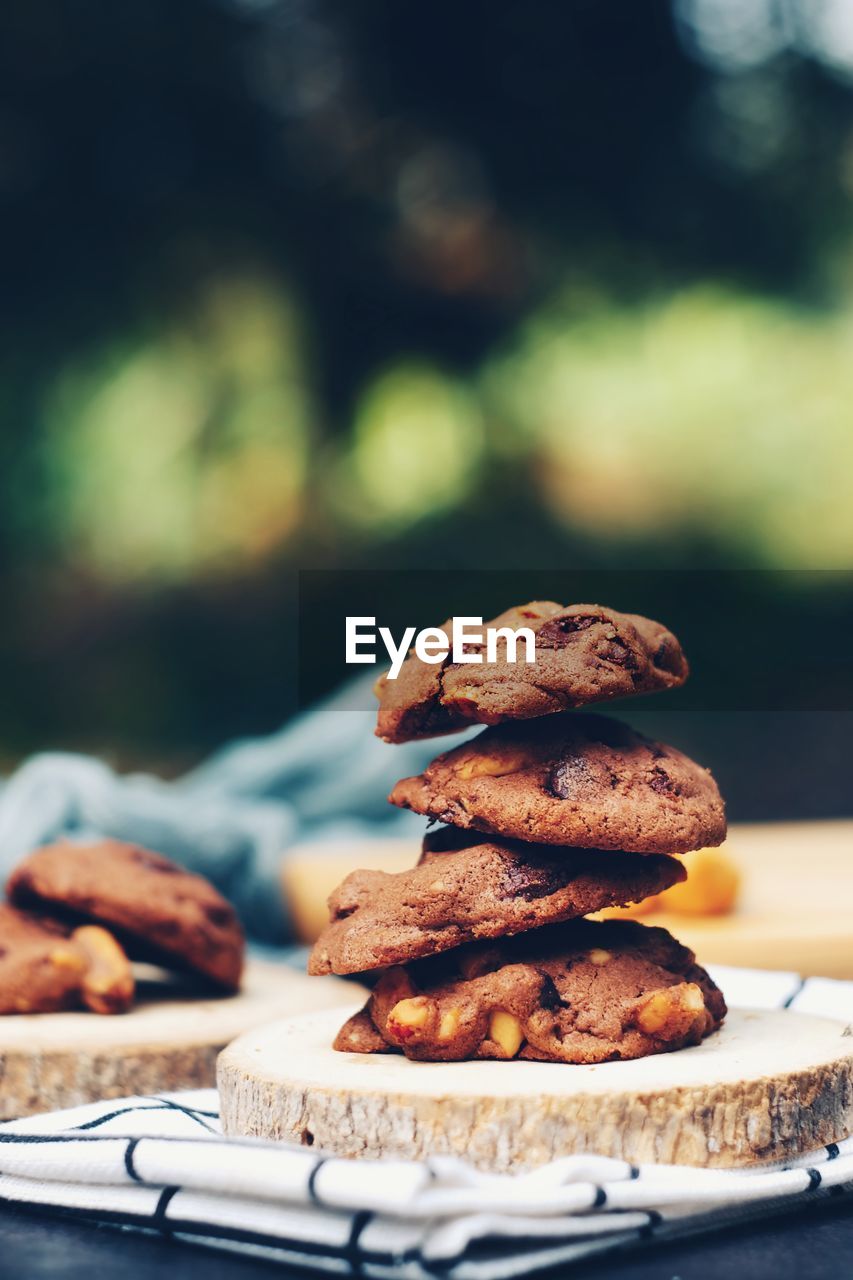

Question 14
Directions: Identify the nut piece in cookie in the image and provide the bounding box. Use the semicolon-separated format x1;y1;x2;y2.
7;840;245;990
375;601;688;743
72;925;135;1015
337;919;726;1063
389;712;726;855
309;827;685;975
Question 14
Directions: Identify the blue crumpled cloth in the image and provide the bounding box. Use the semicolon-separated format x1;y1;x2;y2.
0;678;453;942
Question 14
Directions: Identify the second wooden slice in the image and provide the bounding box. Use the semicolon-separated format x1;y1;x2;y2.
0;961;360;1121
218;1005;853;1171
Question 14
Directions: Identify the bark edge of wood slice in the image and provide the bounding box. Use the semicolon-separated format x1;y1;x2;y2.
217;1005;853;1171
0;962;357;1121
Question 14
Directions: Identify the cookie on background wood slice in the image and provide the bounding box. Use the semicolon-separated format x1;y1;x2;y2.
389;712;726;855
7;839;244;990
375;601;688;743
0;904;86;1015
309;828;684;975
0;904;134;1015
334;919;725;1064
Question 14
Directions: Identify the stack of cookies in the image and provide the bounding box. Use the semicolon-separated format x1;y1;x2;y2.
310;602;727;1064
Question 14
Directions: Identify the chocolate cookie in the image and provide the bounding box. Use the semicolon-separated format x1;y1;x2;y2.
0;904;134;1015
334;919;726;1063
389;713;725;854
309;828;685;975
375;602;688;743
0;904;83;1014
7;840;244;990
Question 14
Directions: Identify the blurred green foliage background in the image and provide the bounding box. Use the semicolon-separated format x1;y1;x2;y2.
1;0;852;784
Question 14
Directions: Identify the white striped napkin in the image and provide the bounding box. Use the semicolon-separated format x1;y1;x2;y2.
0;968;850;1279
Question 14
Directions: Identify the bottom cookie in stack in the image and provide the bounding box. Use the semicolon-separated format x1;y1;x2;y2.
333;918;726;1064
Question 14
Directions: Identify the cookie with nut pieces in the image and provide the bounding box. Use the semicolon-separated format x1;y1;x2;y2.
334;918;726;1063
389;712;726;855
309;826;685;975
375;601;688;743
0;903;134;1015
7;839;244;990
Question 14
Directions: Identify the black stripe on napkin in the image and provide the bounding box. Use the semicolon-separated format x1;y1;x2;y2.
307;1157;328;1204
639;1209;663;1238
73;1104;176;1131
345;1210;373;1274
143;1097;217;1133
153;1186;180;1230
782;978;806;1008
124;1138;142;1183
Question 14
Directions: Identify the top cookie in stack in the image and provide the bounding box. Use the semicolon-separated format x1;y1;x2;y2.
310;602;727;1065
374;602;688;743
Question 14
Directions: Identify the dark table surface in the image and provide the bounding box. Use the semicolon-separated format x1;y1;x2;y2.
1;1197;850;1280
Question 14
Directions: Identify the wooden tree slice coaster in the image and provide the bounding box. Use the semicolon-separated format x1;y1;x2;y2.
0;961;359;1121
218;1005;853;1171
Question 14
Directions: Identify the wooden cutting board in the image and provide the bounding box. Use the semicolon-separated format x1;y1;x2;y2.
218;1004;853;1171
651;819;853;978
0;960;361;1121
282;819;853;978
